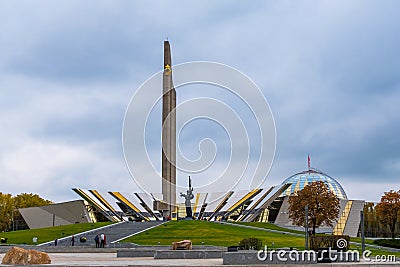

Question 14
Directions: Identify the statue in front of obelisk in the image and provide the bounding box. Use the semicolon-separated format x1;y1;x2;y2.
180;176;194;219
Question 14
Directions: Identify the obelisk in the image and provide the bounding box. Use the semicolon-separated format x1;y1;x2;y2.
162;40;176;218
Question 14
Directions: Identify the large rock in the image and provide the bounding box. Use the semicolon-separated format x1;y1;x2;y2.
1;246;51;265
172;240;192;250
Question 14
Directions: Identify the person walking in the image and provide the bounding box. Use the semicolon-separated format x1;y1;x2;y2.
71;235;75;246
94;234;100;248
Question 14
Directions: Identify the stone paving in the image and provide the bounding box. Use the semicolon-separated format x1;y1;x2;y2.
39;221;164;247
0;253;224;266
1;252;399;266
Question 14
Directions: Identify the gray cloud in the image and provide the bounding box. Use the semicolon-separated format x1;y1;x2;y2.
0;1;399;202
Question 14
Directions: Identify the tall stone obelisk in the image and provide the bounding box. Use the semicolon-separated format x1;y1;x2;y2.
162;40;176;218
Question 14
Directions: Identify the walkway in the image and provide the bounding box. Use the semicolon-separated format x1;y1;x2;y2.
39;221;164;247
1;252;399;266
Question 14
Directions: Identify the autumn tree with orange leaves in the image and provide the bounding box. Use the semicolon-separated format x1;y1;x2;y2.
376;190;400;238
288;181;340;234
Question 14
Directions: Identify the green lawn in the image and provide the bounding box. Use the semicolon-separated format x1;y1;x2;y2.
122;220;400;258
0;222;113;245
235;222;304;235
350;236;376;245
349;237;400;258
349;244;400;259
122;220;306;248
2;220;399;259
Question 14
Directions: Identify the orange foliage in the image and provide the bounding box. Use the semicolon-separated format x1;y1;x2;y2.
376;190;400;238
288;181;340;234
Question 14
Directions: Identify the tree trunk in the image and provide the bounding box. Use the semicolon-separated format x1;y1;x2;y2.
390;218;396;239
312;218;317;236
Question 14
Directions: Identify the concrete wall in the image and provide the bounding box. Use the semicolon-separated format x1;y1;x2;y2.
19;200;91;229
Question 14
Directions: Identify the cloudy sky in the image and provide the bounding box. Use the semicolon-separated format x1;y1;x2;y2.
1;1;399;203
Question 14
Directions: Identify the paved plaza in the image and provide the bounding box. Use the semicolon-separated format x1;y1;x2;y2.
1;252;399;266
0;253;223;266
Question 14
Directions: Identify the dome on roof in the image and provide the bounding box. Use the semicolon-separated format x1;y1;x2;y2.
281;168;347;199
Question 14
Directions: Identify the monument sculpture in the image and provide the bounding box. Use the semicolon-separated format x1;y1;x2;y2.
161;40;177;219
180;176;194;218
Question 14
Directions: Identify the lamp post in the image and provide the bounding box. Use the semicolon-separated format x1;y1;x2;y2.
305;205;309;250
360;210;365;253
12;209;16;231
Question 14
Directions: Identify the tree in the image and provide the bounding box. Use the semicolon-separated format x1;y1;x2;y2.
376;190;400;238
0;193;14;231
0;192;52;231
288;181;340;234
13;193;52;208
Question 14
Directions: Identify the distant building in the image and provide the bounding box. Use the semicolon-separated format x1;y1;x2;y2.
67;167;366;237
16;200;93;230
280;169;347;199
16;168;388;237
269;168;364;237
13;166;390;237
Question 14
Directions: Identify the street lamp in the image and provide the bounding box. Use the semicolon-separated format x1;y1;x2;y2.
360;210;365;253
305;205;309;250
11;209;19;231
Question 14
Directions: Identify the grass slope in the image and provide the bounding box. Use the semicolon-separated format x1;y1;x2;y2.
122;220;305;248
235;222;304;234
350;237;376;246
0;222;112;245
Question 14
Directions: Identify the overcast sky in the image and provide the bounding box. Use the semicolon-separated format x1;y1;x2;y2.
1;1;399;203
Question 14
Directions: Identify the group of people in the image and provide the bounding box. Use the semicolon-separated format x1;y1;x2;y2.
66;233;106;247
94;233;106;248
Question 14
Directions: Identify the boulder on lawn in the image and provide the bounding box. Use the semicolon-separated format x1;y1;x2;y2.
1;246;51;265
172;240;192;250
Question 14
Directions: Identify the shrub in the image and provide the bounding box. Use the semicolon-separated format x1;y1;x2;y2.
238;238;262;250
80;237;87;243
373;239;400;249
310;235;350;251
0;237;7;244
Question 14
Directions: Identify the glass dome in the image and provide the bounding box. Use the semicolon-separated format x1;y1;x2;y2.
280;169;347;199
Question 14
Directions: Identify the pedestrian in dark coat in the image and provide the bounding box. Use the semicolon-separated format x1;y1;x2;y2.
95;234;100;248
